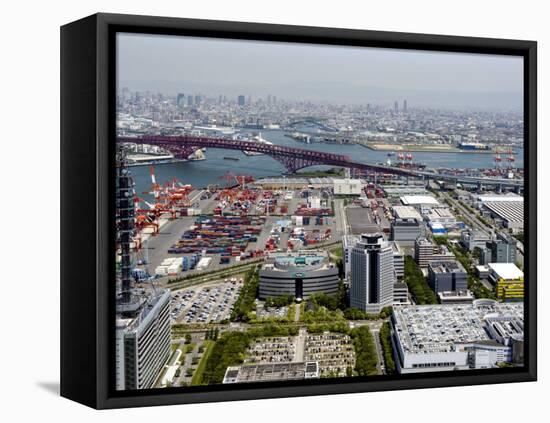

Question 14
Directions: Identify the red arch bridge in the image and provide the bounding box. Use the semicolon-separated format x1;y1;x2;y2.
117;135;413;176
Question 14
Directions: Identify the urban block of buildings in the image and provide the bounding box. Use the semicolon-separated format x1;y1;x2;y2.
391;300;524;373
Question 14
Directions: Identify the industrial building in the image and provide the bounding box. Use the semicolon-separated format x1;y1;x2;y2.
460;229;491;251
350;233;395;313
423;207;456;227
392;205;422;221
428;260;468;293
488;263;524;301
400;194;440;210
476;193;523;205
382;185;430;200
223;361;320;384
333;178;363;195
414;237;455;268
437;290;475;304
258;250;339;300
391;218;424;246
483;201;524;233
254;177;310;189
391;300;524;374
116;290;171;390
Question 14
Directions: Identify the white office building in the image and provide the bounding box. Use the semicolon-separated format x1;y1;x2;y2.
350;233;395;313
116;290;171;390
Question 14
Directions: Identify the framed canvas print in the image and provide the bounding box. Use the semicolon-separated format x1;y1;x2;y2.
60;13;537;409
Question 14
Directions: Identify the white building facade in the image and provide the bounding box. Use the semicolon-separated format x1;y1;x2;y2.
350;233;395;313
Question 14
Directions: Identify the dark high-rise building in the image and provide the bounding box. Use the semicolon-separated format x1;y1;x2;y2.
176;93;186;108
394;101;399;114
350;233;395;313
490;232;518;264
115;152;171;391
238;95;246;106
194;94;201;105
187;95;193;107
403;99;408;112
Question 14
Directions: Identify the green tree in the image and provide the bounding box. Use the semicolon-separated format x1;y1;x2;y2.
404;256;437;304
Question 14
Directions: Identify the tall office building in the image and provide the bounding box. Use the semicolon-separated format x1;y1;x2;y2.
238;95;246;106
350;233;395;313
403;99;408;112
176;93;186;108
489;232;517;264
194;94;201;105
115;151;171;391
394;101;399;114
116;290;171;390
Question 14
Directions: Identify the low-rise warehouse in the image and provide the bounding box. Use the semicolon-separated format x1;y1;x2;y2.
391;300;524;374
223;361;320;383
483;201;524;233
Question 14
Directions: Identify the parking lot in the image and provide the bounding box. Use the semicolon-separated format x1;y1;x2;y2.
304;333;355;377
243;336;297;364
171;281;243;324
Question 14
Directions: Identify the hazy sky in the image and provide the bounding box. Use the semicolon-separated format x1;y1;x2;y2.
117;33;523;110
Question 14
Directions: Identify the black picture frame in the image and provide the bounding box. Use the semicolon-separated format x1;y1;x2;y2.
61;12;537;409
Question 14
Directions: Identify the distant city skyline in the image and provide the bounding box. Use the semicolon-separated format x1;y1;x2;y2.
117;33;523;111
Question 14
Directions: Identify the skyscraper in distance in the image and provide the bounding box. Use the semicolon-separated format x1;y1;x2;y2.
403;99;408;112
238;95;246;106
176;93;185;108
350;233;395;313
394;101;399;114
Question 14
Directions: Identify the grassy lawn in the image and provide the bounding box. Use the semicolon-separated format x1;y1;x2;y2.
190;340;215;386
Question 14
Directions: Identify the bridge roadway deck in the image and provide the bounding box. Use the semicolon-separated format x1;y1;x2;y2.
118;135;524;188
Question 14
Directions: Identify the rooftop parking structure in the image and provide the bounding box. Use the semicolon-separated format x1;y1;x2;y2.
171;281;243;324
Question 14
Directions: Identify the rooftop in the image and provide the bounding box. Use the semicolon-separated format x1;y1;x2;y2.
488;262;524;280
393;205;422;220
477;194;523;203
429;260;466;274
400;195;440;206
223;361;319;383
392;302;524;355
483;202;524;223
263;250;332;272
